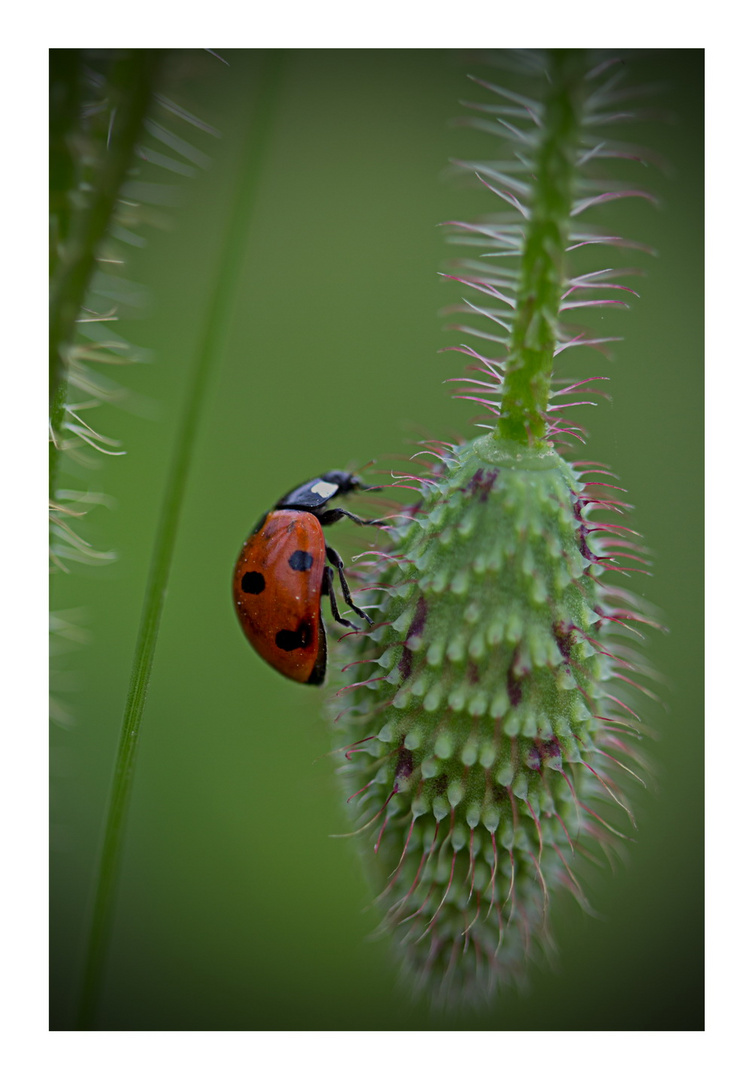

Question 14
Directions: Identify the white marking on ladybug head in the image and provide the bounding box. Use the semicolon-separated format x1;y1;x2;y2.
311;480;339;500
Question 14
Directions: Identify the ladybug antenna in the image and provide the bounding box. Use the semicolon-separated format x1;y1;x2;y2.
350;459;382;491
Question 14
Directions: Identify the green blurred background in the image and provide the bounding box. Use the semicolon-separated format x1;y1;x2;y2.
50;49;703;1030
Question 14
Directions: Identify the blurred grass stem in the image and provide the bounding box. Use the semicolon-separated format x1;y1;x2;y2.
76;51;286;1029
49;51;164;500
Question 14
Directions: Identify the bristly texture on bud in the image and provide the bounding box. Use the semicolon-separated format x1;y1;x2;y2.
326;50;663;1006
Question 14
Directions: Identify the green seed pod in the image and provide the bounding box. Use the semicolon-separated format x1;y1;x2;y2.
326;50;660;1006
331;434;651;1002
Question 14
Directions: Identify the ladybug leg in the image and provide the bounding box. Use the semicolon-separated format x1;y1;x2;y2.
318;508;384;528
325;545;373;624
322;564;359;630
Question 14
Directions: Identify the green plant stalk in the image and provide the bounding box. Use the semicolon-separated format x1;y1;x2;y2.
76;51;286;1029
496;49;583;445
49;50;164;500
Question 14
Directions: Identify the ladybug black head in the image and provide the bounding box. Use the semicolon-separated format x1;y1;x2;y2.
319;471;382;496
320;470;361;495
276;472;361;512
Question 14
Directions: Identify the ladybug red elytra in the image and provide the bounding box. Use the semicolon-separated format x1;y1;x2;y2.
232;471;381;685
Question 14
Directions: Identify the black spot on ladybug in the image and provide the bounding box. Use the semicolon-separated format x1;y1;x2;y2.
241;571;265;595
275;621;313;652
288;549;314;572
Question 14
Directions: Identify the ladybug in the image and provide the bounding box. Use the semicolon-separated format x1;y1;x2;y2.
232;471;381;685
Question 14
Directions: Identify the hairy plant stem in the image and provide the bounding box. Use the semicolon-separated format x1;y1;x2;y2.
496;49;585;445
49;50;165;500
76;51;286;1030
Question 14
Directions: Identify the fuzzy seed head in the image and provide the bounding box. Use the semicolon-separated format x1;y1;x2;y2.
325;48;662;1008
328;432;652;1004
